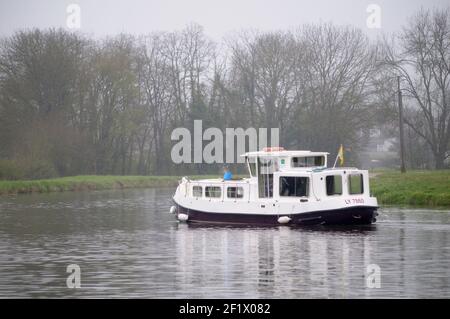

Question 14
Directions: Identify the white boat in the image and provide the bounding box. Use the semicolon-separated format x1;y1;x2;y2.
171;147;378;226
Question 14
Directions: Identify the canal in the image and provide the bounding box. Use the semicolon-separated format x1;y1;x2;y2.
0;188;449;298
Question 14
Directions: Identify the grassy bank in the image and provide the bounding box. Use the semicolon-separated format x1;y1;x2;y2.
0;175;216;195
1;171;449;208
370;170;450;207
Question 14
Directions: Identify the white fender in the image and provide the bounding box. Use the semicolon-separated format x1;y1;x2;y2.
169;206;177;214
177;213;189;222
277;216;291;224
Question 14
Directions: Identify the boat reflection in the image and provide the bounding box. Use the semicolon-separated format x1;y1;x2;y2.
173;222;379;298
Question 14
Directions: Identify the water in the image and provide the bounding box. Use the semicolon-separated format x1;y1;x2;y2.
0;188;449;298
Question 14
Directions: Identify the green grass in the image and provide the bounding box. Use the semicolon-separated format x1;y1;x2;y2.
1;171;450;208
370;170;450;207
0;175;219;195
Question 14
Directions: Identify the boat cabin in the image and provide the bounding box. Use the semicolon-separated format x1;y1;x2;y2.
244;148;328;199
180;147;370;204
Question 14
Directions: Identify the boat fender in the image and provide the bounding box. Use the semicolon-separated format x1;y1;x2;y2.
169;206;177;214
277;216;291;224
177;213;189;222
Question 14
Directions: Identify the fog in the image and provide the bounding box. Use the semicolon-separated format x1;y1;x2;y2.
0;1;449;179
1;0;449;39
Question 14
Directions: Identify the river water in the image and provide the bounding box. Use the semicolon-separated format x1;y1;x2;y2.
0;188;449;298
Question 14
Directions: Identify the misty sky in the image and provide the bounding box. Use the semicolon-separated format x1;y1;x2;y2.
0;0;449;40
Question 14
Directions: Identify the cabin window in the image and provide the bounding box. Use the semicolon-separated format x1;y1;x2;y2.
246;157;256;177
227;186;244;199
291;156;324;168
257;157;274;198
326;175;342;196
192;186;203;197
205;186;222;198
348;174;364;194
279;176;309;197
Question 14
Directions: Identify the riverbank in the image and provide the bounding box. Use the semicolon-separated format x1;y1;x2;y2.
1;171;449;207
0;175;206;195
370;170;450;207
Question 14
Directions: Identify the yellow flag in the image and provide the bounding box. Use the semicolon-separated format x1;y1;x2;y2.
337;144;344;166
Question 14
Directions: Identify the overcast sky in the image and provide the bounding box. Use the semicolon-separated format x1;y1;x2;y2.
0;0;449;40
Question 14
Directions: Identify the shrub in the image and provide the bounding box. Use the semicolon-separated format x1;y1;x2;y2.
0;160;24;180
24;160;58;180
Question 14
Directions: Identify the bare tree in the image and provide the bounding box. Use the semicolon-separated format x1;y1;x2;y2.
0;29;92;176
227;30;299;143
383;8;450;169
293;24;377;160
87;34;140;174
2;12;445;179
139;33;175;174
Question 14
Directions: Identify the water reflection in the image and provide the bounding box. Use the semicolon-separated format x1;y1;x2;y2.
0;189;449;298
172;223;382;298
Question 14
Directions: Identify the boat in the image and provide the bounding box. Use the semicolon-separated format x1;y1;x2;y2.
170;147;378;226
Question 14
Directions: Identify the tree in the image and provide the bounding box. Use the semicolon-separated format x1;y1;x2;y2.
293;24;377;160
383;8;450;169
87;34;140;174
0;28;92;177
227;31;299;143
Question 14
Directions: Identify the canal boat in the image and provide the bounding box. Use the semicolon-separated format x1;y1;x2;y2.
170;147;378;226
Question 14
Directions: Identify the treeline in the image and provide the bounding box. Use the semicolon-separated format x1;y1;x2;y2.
0;8;449;179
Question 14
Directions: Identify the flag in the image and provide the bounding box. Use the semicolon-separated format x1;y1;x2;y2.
337;144;344;166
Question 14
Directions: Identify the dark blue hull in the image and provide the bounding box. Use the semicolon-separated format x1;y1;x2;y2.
175;204;378;226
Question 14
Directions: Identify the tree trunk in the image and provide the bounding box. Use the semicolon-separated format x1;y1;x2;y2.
434;153;446;169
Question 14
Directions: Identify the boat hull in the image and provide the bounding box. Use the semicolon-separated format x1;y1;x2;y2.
175;203;378;226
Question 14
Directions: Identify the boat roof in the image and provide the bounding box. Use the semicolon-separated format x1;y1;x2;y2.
240;150;329;157
188;178;250;184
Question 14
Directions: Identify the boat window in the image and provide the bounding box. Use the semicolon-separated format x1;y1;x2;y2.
291;156;324;168
205;186;222;198
246;157;256;177
227;186;244;199
257;157;274;198
279;176;309;197
326;175;342;196
192;186;203;197
348;174;364;194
